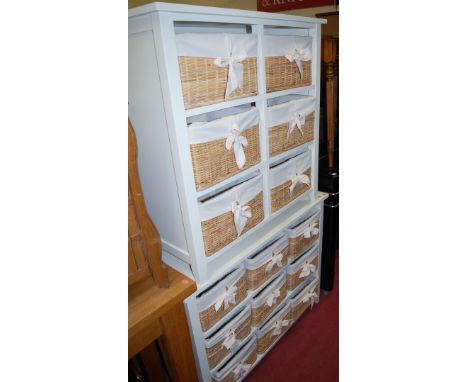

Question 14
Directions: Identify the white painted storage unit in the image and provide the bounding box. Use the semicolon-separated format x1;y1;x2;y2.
128;2;327;381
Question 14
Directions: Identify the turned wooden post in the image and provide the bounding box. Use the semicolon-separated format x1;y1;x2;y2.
322;37;338;169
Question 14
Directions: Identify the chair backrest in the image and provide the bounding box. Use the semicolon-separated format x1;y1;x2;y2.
128;119;169;288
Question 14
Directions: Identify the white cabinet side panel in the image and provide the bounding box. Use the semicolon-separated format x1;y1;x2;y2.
128;31;189;259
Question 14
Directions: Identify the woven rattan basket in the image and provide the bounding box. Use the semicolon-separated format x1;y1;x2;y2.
286;244;319;291
188;106;261;191
212;336;258;382
199;174;264;256
205;305;252;370
251;272;287;327
270;151;312;213
245;234;288;292
289;278;319;322
256;302;291;354
266;95;316;157
197;265;248;332
176;33;258;109
264;35;313;93
286;209;320;261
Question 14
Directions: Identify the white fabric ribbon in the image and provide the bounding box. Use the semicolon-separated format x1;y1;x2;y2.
287;112;306;142
232;362;251;380
222;328;237;350
214;285;237;311
303;222;319;239
301;289;318;305
289;172;310;195
214;50;248;98
225;122;248;169
299;260;317;278
266;289;281;307
231;201;252;237
265;252;283;273
271;319;290;337
285;47;312;79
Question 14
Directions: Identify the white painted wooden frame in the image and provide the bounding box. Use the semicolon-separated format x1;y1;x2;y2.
128;3;327;381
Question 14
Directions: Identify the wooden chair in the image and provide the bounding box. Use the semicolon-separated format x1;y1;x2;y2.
128;120;198;382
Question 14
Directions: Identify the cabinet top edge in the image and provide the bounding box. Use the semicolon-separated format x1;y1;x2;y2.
128;2;328;24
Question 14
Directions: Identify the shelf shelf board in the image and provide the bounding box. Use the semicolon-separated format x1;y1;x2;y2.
196;162;265;200
269;141;314;165
265;85;315;100
185;95;260;118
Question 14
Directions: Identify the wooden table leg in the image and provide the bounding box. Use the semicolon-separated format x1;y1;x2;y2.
140;342;167;382
159;303;198;382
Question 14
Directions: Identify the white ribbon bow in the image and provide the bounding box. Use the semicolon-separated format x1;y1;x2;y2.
301;289;318;305
225;122;248;169
303;222;319;239
287;112;306;142
285;47;312;78
231;201;252;237
289;172;310;195
233;362;251;379
265;252;283;273
299;260;317;278
266;289;281;307
271;319;290;337
214;285;237;311
214;50;248;98
222;328;237;350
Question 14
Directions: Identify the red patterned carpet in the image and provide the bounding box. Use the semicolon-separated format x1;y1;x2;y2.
245;256;339;382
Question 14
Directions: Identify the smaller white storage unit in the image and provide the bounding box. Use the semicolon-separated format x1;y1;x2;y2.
129;3;327;381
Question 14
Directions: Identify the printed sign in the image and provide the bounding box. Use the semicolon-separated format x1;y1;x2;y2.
257;0;335;13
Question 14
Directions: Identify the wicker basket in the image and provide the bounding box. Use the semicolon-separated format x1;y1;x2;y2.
199;174;264;256
176;33;258;109
289;278;319;323
188;106;261;191
212;336;257;382
286;209;320;261
205;305;253;370
286;243;319;291
270;151;312;213
266;95;315;157
251;272;287;327
245;234;288;292
264;35;313;93
197;265;248;332
256;302;291;354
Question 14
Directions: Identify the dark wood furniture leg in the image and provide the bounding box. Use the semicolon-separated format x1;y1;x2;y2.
322;37;338;169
